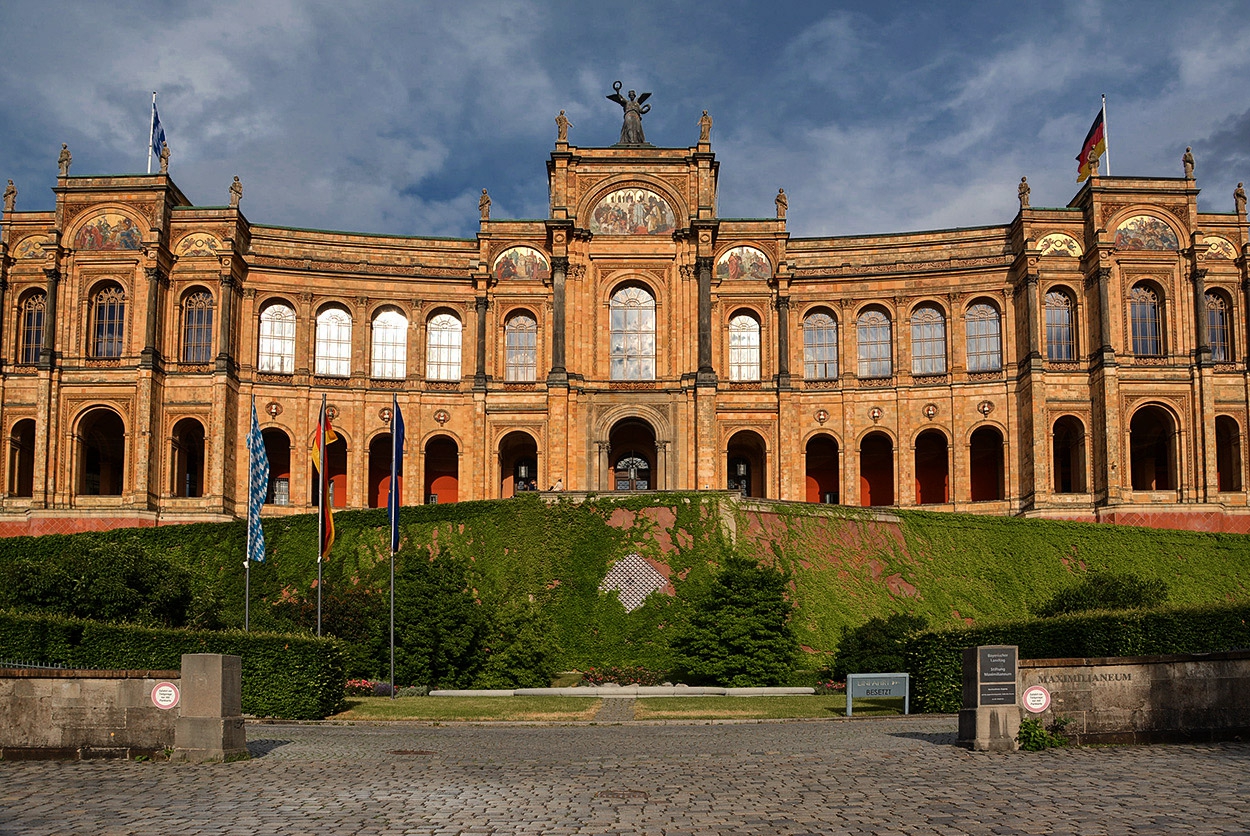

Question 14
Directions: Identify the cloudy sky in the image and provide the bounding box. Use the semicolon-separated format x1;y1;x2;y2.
3;1;1250;240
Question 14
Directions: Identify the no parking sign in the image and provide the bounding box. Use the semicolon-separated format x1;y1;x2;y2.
1022;685;1051;713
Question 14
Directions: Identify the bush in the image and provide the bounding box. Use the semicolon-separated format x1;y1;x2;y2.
473;601;562;689
1034;571;1168;617
832;613;928;679
670;553;798;687
581;665;667;686
392;547;486;688
0;609;346;719
904;602;1250;713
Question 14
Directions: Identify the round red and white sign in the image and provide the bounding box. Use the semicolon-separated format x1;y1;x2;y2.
151;681;181;709
1022;684;1051;713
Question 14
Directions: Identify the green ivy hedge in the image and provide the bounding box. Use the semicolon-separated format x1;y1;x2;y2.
903;602;1250;713
0;610;346;719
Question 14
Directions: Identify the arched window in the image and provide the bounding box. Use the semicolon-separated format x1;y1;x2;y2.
609;286;656;380
1207;291;1231;362
370;307;408;379
802;311;838;380
257;301;296;374
91;282;126;358
965;303;1002;372
857;309;892;378
426;313;462;380
181;290;214;364
315;305;352;377
505;312;538;381
728;313;761;381
1129;284;1163;357
910;305;946;375
1044;289;1075;361
18;291;45;365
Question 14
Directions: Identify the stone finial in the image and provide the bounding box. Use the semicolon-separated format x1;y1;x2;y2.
159;143;171;175
1236;182;1246;216
229;175;243;208
1018;176;1030;209
58;144;71;177
1183;146;1195;179
1087;147;1100;179
698;110;712;143
479;188;491;220
555;110;571;143
775;188;788;219
3;180;15;214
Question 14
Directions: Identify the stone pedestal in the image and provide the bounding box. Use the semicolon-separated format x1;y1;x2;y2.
957;645;1021;752
172;654;247;763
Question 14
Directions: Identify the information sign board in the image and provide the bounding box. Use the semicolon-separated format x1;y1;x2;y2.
979;646;1017;682
845;673;909;716
151;681;181;709
979;682;1016;706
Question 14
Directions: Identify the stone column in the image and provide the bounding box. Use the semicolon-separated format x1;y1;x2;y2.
215;273;235;373
549;257;568;384
1025;273;1041;361
140;266;162;368
1096;266;1113;358
775;295;791;389
696;256;715;382
1193;267;1210;366
473;295;488;389
38;268;59;369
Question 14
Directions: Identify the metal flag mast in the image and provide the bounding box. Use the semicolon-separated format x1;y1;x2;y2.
147;92;157;175
389;392;399;699
317;393;326;637
1102;94;1110;176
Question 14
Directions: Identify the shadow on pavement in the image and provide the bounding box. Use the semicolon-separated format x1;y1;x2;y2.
888;731;959;746
247;738;295;758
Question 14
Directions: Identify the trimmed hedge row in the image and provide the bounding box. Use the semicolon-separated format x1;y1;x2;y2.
904;602;1250;713
0;609;346;719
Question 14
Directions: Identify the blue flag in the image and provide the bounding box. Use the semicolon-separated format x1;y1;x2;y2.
246;398;270;563
388;396;405;552
151;101;166;159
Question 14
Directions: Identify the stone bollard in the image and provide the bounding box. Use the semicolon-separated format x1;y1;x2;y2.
172;654;247;763
957;645;1021;751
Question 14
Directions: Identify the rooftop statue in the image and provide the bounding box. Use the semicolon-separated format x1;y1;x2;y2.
607;81;651;145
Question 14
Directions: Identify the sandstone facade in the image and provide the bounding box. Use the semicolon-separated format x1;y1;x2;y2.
1;127;1246;535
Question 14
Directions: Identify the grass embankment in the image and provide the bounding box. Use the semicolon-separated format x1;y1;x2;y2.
331;695;906;722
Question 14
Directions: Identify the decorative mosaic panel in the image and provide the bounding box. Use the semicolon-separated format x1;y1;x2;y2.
1114;215;1178;251
74;213;141;250
494;246;550;281
716;246;771;280
1037;233;1081;257
589;188;675;235
1206;237;1238;259
176;233;222;257
599;553;668;613
13;236;44;259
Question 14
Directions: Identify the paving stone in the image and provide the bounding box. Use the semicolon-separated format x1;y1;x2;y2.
1;716;1248;834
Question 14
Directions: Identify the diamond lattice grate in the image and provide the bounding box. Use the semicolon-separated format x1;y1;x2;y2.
599;553;668;613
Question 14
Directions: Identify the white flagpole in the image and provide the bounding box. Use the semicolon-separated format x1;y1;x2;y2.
390;392;398;700
1101;94;1110;177
147;92;157;175
245;397;253;632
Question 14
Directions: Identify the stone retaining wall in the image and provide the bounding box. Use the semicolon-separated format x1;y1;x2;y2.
0;667;180;760
1019;650;1250;744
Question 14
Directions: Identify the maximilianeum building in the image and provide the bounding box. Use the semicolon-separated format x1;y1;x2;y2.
1;109;1248;537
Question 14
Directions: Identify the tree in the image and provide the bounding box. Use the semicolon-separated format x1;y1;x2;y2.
392;547;485;688
832;613;928;679
670;553;798;686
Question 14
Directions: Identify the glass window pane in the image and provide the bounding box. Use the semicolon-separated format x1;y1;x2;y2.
965;303;1001;372
610;286;656;380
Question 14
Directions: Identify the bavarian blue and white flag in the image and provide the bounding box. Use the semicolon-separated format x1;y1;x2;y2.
246;397;270;563
388;395;405;553
151;99;166;159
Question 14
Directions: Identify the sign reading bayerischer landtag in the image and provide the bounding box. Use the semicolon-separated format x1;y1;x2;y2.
978;645;1017;706
958;644;1022;751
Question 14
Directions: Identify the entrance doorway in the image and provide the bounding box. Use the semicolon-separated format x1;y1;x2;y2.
608;418;657;491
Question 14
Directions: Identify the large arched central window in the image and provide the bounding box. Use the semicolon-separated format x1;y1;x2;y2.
181;289;215;364
910;305;946;375
1129;284;1163;357
857;308;892;378
965;302;1002;372
802;311;838;379
315;305;352;377
91;282;126;358
258;301;296;373
426;313;463;380
609;285;656;380
505;312;538;381
1044;289;1075;361
728;313;761;381
370;307;408;379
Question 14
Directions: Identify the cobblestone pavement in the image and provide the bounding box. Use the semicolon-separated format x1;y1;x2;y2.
2;716;1249;835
